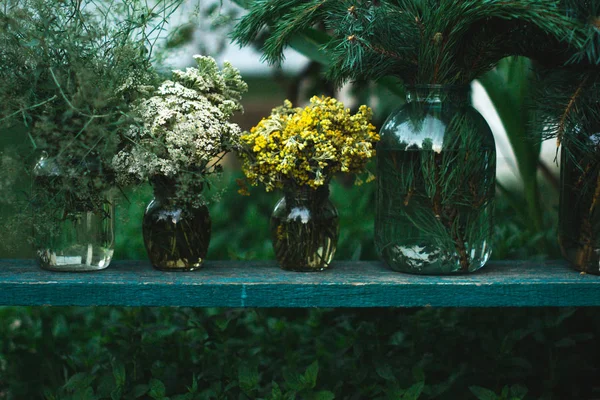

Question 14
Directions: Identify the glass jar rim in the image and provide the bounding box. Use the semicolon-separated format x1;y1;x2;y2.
405;83;471;91
405;84;472;102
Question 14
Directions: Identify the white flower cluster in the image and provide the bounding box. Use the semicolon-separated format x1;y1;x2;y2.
113;55;247;192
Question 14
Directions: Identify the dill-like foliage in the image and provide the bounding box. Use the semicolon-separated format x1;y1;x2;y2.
0;0;185;247
232;0;584;85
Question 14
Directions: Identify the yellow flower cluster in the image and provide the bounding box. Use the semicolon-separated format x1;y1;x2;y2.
239;96;379;192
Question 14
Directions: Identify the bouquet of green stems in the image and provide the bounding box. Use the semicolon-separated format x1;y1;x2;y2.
0;0;185;242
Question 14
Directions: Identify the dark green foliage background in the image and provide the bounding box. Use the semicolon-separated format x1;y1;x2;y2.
1;306;599;399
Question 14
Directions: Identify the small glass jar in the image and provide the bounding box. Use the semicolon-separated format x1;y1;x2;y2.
143;178;211;271
375;85;496;274
34;154;115;272
270;183;339;272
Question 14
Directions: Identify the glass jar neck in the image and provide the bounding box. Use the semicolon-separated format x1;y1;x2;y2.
151;176;180;201
283;183;330;207
405;84;471;104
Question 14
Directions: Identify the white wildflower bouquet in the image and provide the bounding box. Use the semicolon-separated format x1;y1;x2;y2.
113;55;247;206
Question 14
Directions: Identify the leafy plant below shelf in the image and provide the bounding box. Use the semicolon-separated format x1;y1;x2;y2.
1;306;599;398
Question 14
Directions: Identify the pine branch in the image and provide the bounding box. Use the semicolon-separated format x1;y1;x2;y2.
232;0;588;85
556;75;589;148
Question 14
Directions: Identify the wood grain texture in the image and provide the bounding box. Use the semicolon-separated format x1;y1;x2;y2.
0;259;598;307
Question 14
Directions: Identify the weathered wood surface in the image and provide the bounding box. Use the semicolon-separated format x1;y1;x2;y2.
0;259;598;307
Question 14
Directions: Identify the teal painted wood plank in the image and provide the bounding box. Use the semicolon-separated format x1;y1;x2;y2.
0;259;598;307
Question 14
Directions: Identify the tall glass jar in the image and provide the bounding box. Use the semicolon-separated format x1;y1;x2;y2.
375;85;496;274
270;183;339;272
34;154;115;272
143;179;211;271
559;132;600;274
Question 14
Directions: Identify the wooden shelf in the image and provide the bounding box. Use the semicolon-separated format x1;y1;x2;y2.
0;259;598;307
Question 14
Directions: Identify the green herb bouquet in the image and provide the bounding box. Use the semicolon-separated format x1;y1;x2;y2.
0;0;183;270
238;96;378;271
112;55;248;271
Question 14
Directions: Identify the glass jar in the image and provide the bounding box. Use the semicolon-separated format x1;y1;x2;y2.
143;180;211;271
375;85;496;274
559;132;600;274
34;154;115;272
270;183;339;272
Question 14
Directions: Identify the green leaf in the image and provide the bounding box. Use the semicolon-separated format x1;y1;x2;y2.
112;360;126;388
188;375;198;393
111;387;123;400
403;382;424;400
411;367;425;383
43;388;56;400
130;384;149;398
283;369;307;391
215;317;231;332
238;364;260;395
269;382;283;400
510;384;528;399
551;308;577;327
148;378;167;400
65;373;95;392
304;361;319;389
284;392;298;400
376;364;396;381
74;387;96;400
313;390;335;400
469;386;498;400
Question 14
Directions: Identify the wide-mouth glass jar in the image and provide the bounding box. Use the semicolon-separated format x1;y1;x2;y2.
34;153;115;272
375;84;496;274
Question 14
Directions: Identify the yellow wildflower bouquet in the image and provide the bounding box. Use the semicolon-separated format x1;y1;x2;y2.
239;96;379;192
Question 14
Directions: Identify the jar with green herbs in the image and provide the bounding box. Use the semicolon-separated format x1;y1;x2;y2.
375;85;496;274
559;131;600;274
33;154;115;272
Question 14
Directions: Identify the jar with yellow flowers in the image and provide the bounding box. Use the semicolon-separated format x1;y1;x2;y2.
238;96;379;271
